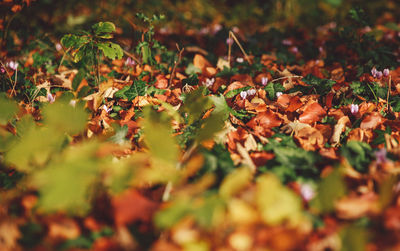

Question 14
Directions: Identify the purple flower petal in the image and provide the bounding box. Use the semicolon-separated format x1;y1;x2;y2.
375;148;387;165
261;77;268;86
240;91;247;100
383;68;390;77
350;104;359;115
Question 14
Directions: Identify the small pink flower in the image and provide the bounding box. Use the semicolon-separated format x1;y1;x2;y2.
125;57;136;67
226;37;234;46
203;78;215;88
47;93;55;103
6;61;18;71
375;148;387;165
376;71;383;79
371;67;378;78
55;43;62;51
290;46;298;54
282;39;292;46
247;89;256;96
0;67;5;74
102;105;112;113
350;104;359;115
383;68;390;77
212;24;222;34
300;183;315;202
240;91;247;100
276;92;283;98
261;77;268;86
236;57;244;63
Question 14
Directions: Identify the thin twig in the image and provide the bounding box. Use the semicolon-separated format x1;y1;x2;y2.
228;33;232;67
271;75;303;83
387;75;392;113
0;60;14;95
122;49;141;65
169;44;184;87
229;31;251;64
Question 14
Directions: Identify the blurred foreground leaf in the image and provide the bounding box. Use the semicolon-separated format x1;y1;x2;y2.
256;173;304;226
311;169;347;213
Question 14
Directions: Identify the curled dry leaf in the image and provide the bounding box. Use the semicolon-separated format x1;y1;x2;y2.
294;126;325;151
360;112;385;130
330;116;350;146
286;96;303;112
154;75;169;89
250;151;275;166
246;110;282;137
193;54;212;71
347;128;374;143
281;120;312;135
335;193;379;220
299;102;326;124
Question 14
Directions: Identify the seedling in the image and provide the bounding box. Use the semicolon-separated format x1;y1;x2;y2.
61;21;123;87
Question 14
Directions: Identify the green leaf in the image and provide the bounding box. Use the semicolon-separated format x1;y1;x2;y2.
185;63;201;75
42;101;88;135
311;168;347;213
92;21;116;35
195;111;225;143
224;87;250;99
154;198;191;229
219;167;252;199
72;68;86;90
182;87;213;124
302;74;335;96
0;94;18;124
182;73;199;86
5;127;65;171
340;225;369;251
32;141;99;215
323;0;342;7
210;95;230;121
61;34;83;49
372;127;392;146
340;141;373;173
143;106;179;165
97;42;123;60
264;82;285;100
108;125;129;145
114;80;146;101
256;174;304;225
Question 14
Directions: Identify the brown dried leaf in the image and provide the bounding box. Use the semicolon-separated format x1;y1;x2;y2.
112;189;158;226
299;102;326;124
360;112;385;130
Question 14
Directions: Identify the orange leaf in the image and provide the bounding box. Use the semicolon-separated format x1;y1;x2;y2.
325;92;334;108
360;112;384;130
112;189;158;226
246;110;282;136
286;96;303;112
250;151;274;166
193;54;211;71
154;75;168;89
299;102;326;124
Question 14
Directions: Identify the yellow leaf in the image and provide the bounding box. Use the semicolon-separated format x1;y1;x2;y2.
219;167;252;199
256;174;303;226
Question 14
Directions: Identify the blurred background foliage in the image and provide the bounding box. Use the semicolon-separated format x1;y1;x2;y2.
2;0;400;40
